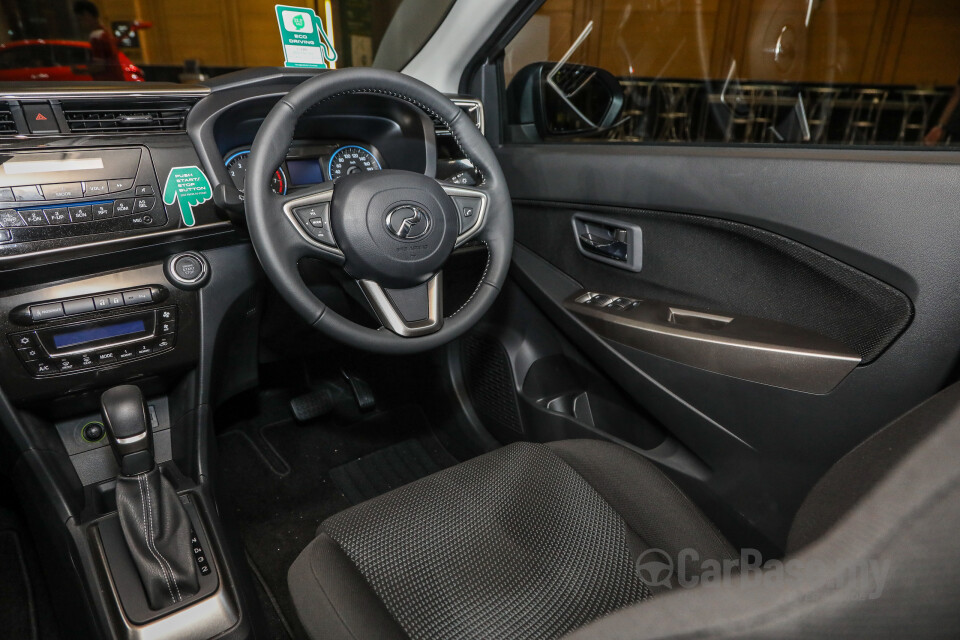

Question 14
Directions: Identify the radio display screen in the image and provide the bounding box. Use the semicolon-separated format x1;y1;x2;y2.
52;319;146;349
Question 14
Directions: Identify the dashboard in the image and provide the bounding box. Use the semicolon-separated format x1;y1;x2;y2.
0;68;483;403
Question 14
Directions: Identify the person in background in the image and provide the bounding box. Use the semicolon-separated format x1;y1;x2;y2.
73;1;126;81
925;76;960;145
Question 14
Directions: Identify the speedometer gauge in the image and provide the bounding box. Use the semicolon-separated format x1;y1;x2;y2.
328;145;382;180
224;150;287;195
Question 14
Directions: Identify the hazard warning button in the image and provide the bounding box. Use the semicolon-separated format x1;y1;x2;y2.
23;104;59;134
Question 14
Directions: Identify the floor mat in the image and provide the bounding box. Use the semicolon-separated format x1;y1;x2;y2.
0;530;36;640
330;438;458;504
216;401;458;639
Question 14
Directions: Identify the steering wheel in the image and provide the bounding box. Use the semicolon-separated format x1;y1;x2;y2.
246;69;513;354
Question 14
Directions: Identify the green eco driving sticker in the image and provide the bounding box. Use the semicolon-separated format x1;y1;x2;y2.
275;4;338;69
163;166;212;227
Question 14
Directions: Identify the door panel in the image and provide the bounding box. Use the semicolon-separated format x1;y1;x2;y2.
494;144;960;548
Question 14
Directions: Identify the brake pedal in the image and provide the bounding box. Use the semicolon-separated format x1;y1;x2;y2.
342;370;376;412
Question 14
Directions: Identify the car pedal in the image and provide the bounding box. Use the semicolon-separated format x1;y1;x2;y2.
289;382;347;422
342;370;376;412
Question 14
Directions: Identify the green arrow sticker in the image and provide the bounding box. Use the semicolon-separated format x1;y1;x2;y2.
163;166;212;227
275;4;338;69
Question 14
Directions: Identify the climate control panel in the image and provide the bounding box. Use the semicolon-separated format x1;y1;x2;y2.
9;306;177;377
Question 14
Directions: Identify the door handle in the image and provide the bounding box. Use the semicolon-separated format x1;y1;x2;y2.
572;213;643;271
579;230;628;261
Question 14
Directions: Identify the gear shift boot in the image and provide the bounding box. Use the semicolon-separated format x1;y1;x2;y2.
101;385;200;610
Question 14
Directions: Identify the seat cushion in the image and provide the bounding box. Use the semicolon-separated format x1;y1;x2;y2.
288;440;734;640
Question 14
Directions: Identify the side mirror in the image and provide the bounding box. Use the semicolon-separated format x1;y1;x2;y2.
507;62;624;139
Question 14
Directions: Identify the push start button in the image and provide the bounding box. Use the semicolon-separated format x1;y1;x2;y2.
165;252;209;290
174;255;202;281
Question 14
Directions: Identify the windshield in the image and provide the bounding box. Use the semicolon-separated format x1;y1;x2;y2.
0;0;454;83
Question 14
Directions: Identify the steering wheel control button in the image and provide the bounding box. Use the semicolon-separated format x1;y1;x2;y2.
166;252;209;290
29;302;64;322
294;203;336;246
108;178;135;193
93;202;115;219
41;182;83;200
81;421;105;443
453;196;483;233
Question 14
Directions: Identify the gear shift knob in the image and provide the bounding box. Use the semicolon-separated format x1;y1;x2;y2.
100;385;154;475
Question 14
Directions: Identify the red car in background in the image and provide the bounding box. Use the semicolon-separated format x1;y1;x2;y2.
0;39;144;82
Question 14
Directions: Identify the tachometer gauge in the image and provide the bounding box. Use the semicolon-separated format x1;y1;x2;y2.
328;145;382;180
224;150;287;195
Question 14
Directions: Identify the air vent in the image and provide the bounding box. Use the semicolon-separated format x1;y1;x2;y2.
62;100;193;133
433;99;484;136
0;107;16;135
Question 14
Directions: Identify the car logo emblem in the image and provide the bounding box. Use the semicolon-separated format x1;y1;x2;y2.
385;205;431;241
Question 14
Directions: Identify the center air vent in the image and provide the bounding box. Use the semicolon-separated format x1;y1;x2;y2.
0;107;16;134
63;101;193;133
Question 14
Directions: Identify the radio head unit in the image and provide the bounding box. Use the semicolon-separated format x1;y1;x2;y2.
0;147;166;250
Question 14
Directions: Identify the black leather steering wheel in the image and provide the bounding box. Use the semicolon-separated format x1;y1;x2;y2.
246;68;513;354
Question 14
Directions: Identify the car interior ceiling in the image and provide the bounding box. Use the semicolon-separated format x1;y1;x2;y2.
0;0;959;639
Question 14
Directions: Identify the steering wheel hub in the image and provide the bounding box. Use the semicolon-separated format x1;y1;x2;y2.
331;170;459;289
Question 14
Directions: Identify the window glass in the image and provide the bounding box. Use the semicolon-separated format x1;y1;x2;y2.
503;0;960;147
0;0;453;83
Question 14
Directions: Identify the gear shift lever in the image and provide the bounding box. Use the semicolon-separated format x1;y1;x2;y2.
100;385;200;610
101;385;154;475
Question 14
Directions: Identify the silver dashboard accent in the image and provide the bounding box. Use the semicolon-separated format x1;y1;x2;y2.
567;291;861;394
448;99;485;135
0;84;210;100
359;272;443;337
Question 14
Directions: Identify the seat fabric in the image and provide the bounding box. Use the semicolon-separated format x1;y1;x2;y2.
288;440;734;640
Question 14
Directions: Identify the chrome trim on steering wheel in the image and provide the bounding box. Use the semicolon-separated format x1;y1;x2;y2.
442;184;489;247
358;272;443;337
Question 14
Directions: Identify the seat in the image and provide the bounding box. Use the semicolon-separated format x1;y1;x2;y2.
288;383;960;639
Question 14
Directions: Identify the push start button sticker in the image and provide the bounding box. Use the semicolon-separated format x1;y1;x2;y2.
163;166;212;227
275;4;337;68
